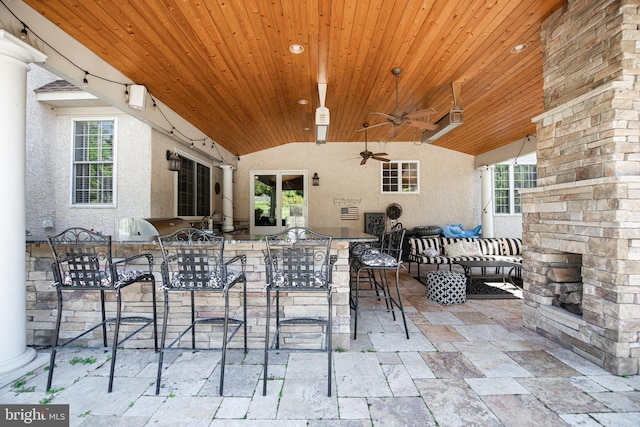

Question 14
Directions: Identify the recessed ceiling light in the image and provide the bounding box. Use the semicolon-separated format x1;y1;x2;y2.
511;43;528;53
289;44;304;54
298;99;309;105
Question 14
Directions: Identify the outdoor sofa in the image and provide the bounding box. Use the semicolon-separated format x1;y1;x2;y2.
407;236;523;278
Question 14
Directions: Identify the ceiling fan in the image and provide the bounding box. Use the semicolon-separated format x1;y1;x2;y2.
364;67;438;139
358;123;390;165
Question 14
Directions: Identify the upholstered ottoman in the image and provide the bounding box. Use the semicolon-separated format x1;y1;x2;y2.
426;270;466;305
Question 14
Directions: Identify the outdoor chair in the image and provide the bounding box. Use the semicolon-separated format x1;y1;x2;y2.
350;227;409;340
368;216;387;249
47;227;158;393
155;228;247;396
263;227;336;397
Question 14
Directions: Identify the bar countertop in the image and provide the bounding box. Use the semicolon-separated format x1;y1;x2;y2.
222;227;377;243
26;227;377;244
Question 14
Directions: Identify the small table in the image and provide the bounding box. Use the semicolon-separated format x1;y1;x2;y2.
454;260;521;286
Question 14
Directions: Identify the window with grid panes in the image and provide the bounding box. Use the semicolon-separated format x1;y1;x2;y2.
494;163;537;214
381;161;419;193
514;164;537;213
72;120;114;205
494;164;510;214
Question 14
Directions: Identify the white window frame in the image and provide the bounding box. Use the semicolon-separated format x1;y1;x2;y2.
494;162;537;215
381;160;420;194
70;117;117;207
173;151;213;219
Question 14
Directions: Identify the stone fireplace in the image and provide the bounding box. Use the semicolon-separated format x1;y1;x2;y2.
521;0;640;376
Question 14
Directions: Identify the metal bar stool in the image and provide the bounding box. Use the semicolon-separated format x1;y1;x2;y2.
155;228;247;396
350;227;409;340
47;227;158;392
263;227;336;397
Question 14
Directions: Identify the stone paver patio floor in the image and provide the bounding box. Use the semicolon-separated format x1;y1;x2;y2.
1;272;640;426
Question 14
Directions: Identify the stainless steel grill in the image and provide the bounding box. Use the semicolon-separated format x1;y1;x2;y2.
143;218;194;237
114;217;192;241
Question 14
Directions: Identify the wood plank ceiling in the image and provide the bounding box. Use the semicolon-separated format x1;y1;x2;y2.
23;0;566;157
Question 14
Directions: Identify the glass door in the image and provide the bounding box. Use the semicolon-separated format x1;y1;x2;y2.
250;171;307;234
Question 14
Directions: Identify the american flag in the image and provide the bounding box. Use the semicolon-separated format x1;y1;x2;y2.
341;206;359;220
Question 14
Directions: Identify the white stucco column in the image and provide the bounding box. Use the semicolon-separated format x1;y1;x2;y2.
220;164;235;232
0;31;47;374
480;165;495;238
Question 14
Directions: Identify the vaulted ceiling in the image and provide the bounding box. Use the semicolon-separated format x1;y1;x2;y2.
21;0;566;157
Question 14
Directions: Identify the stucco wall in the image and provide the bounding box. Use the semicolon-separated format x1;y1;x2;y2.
25;66;58;238
149;130;179;219
149;130;227;220
25;69;234;237
493;215;523;239
43;107;152;236
234;141;481;232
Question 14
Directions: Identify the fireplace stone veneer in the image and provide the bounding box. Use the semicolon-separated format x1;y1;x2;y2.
521;0;640;376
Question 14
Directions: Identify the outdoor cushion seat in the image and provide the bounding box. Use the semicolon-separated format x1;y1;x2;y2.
501;238;523;256
350;242;374;258
358;249;399;267
270;268;329;288
63;269;148;287
167;269;243;289
414;254;522;265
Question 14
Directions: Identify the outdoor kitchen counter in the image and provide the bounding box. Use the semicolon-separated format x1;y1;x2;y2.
220;226;377;243
25;227;376;351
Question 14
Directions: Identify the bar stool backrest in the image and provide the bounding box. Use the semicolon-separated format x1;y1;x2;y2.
265;227;333;290
383;227;406;262
48;227;114;289
157;227;227;290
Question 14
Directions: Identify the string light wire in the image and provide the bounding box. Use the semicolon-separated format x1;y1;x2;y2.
0;0;231;164
480;134;533;215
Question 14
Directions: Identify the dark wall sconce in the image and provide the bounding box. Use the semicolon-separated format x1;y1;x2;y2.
312;172;320;186
166;149;181;171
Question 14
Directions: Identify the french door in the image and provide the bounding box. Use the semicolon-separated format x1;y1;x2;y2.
250;171;308;235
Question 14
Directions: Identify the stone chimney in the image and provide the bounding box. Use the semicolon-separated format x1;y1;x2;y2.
521;0;640;376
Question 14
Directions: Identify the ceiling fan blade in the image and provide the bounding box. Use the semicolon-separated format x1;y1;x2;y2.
389;125;399;139
404;107;437;120
372;156;391;162
405;119;437;131
360;157;368;165
371;152;388;156
371;112;397;121
355;121;389;132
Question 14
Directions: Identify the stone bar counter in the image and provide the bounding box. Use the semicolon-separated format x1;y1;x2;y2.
25;227;375;352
